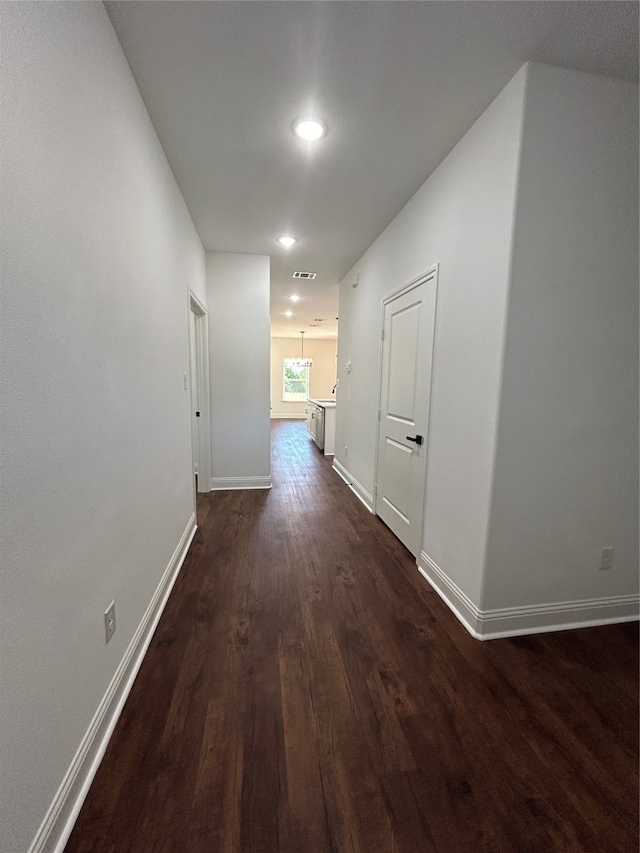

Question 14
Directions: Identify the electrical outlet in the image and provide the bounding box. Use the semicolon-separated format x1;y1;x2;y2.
600;547;614;570
104;601;116;643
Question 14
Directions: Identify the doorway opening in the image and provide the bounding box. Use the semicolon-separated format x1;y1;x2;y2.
189;292;211;493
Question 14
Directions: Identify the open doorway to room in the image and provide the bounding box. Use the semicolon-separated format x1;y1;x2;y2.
269;270;339;457
188;292;211;493
270;332;338;419
270;331;338;456
270;255;341;462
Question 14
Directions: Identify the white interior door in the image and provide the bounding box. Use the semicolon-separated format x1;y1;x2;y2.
375;268;438;557
189;307;200;476
189;292;211;493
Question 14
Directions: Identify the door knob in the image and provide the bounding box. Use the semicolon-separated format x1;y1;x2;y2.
406;434;423;445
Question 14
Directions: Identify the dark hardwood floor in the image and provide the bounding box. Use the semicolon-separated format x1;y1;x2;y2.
65;419;639;853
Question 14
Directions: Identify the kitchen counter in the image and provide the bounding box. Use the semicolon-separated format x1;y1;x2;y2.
307;397;336;408
306;398;336;454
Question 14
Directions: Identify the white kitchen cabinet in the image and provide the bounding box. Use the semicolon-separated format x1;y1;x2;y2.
306;398;336;455
306;402;317;443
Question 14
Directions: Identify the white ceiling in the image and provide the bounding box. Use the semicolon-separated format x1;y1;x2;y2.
105;1;638;339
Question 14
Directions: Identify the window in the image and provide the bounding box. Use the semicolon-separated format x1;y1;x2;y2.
283;358;309;401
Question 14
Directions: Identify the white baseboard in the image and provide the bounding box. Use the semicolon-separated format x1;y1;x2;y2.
29;513;198;853
418;551;640;640
210;475;272;491
270;413;305;419
417;553;483;637
332;459;374;513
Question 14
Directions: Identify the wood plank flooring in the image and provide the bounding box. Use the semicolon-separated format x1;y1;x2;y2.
65;419;639;853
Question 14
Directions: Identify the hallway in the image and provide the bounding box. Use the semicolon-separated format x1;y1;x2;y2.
65;420;638;853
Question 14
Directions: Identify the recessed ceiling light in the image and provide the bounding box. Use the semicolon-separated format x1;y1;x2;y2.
277;235;297;248
293;117;326;141
284;311;293;317
290;294;300;302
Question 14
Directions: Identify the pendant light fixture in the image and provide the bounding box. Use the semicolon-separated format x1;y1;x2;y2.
299;331;312;367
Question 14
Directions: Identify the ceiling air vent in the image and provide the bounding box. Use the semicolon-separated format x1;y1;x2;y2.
292;271;317;280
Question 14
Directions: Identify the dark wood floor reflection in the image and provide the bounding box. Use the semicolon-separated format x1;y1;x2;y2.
66;419;639;853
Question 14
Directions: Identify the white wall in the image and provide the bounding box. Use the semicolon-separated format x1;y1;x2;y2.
207;253;271;489
484;64;639;610
336;67;527;604
0;4;206;852
270;337;337;418
336;61;639;636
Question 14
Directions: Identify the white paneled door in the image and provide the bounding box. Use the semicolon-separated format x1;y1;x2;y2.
376;268;438;557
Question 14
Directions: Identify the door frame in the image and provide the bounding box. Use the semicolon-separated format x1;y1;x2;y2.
372;264;439;551
189;291;212;493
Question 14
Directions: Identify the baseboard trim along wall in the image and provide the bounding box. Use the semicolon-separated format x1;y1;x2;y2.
210;476;272;491
29;512;198;853
418;551;640;641
332;459;374;513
